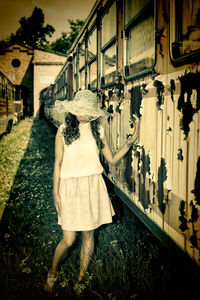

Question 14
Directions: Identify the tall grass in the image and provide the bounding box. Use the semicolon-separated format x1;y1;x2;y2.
0;117;199;300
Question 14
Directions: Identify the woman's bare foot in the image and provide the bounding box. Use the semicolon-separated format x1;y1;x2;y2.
77;274;83;282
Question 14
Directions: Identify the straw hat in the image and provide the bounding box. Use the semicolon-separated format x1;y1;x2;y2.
55;90;108;120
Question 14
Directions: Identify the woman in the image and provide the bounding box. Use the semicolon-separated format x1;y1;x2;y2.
44;89;139;293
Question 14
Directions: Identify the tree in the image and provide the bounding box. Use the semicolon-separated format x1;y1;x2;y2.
0;39;9;50
9;7;55;49
51;19;85;54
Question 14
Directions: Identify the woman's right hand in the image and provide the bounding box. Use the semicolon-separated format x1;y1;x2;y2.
54;194;61;217
127;116;140;146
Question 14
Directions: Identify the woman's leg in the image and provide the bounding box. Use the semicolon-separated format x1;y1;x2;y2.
78;230;94;281
44;230;76;292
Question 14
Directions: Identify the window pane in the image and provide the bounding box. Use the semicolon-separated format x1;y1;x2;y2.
173;0;200;58
73;56;77;74
125;0;151;24
127;14;154;75
73;74;78;92
103;44;116;84
101;2;116;47
79;69;85;90
88;29;97;61
89;60;97;89
79;43;85;69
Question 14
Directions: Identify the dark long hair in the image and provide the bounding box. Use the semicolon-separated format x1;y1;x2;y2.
62;113;104;150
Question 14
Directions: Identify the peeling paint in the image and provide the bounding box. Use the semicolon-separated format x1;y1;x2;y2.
124;148;135;193
129;86;142;118
179;200;188;232
155;28;165;57
152;181;156;204
189;200;199;248
114;82;124;99
191;157;200;206
97;91;106;109
138;147;151;210
157;157;167;214
170;79;176;102
153;80;165;109
177;148;184;161
177;72;200;138
141;83;148;95
116;101;123;114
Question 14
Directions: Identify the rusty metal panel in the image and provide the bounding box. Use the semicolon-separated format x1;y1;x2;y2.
105;68;200;263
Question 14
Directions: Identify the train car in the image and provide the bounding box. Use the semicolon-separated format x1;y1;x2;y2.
0;71;24;134
13;86;24;124
0;71;15;134
43;0;200;265
43;56;73;127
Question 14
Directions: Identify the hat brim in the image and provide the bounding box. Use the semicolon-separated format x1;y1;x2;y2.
55;100;108;119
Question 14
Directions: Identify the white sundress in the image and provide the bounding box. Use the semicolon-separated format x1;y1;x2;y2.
57;122;115;231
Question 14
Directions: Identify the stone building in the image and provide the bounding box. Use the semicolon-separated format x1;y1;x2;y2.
0;43;67;117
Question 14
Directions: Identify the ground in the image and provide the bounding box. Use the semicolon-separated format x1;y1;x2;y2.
0;117;200;300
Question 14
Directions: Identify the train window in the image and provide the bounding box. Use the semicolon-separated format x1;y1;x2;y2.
88;28;97;90
88;28;97;61
73;55;77;75
101;2;116;47
79;42;86;89
0;75;3;98
73;54;79;92
88;60;97;90
65;69;68;83
79;43;85;69
125;0;150;24
79;68;85;90
102;44;117;85
7;83;12;100
170;0;200;62
74;74;78;92
1;77;5;98
124;0;155;78
101;1;117;86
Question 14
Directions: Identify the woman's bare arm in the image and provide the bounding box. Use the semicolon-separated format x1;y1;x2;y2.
53;127;64;216
101;118;139;166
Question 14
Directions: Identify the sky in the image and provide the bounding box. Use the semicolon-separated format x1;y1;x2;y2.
0;0;96;42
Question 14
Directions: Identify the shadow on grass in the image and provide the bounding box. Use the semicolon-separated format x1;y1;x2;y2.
0;118;200;300
0;118;63;299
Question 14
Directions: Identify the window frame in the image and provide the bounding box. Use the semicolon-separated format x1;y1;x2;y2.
100;0;117;88
78;40;86;90
87;26;98;91
73;52;79;93
169;0;200;66
123;0;156;81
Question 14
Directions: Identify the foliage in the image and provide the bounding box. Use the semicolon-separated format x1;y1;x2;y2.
51;19;85;54
6;7;55;49
0;9;84;54
0;39;10;50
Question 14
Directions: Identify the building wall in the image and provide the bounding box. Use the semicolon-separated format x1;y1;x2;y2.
0;44;33;85
0;44;66;117
33;50;66;117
